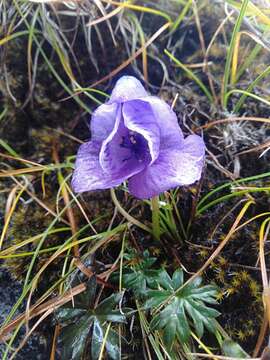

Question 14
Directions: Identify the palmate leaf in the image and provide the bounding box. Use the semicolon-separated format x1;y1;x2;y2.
91;323;120;360
144;269;220;350
58;312;93;360
121;250;161;295
72;275;98;309
56;278;129;360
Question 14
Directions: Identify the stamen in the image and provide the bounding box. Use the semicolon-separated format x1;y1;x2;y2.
119;130;148;163
120;136;130;148
129;135;136;144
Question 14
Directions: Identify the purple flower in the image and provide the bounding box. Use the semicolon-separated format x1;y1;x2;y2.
72;76;205;199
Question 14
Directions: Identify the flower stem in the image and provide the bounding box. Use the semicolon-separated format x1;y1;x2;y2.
110;189;152;234
151;196;160;241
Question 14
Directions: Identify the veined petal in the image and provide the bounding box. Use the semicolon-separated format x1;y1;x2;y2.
143;96;184;149
128;135;205;199
109;76;148;103
99;105;122;172
123;100;160;164
182;134;205;160
91;102;119;142
99;107;147;179
71;141;125;193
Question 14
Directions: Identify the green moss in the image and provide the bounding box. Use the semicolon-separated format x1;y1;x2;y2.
3;201;65;281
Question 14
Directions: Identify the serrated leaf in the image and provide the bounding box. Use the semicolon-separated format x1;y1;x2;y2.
96;310;127;324
190;285;218;304
105;329;121;360
157;269;173;290
175;302;190;343
91;321;122;360
96;293;122;314
144;290;171;309
122;269;160;295
163;318;177;350
151;311;169;331
202;317;217;335
59;313;93;360
73;276;97;309
119;251;161;295
144;268;219;350
172;269;184;289
91;320;103;360
188;276;203;289
184;302;204;338
54;308;86;325
57;290;127;360
187;299;220;318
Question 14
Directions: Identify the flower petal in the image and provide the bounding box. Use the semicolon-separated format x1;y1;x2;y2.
128;135;205;199
99;105;122;172
91;102;119;142
122;100;160;163
109;76;148;103
99;107;147;180
143;96;184;149
71;141;126;193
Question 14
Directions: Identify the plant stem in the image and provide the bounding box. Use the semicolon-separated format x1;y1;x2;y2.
151;196;160;241
110;189;152;234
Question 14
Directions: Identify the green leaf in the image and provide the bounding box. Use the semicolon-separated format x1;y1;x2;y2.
57;286;127;360
54;308;86;325
202;317;217;335
188;276;203;289
122;268;160;294
222;339;249;358
150;310;169;331
187;299;220;318
176;304;190;343
91;320;104;360
183;302;204;338
157;269;173;290
105;329;121;360
172;269;184;289
188;285;218;304
119;251;161;295
71;276;97;309
96;310;127;324
144;290;171;308
59;313;93;360
163;318;177;350
144;268;220;351
96;293;123;314
143;255;157;268
91;323;121;360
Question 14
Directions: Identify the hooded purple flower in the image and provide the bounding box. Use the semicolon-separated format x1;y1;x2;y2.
72;76;205;199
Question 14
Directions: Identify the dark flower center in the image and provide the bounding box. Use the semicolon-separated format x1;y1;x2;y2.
120;131;150;163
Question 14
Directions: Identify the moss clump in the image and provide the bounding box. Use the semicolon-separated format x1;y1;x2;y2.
3;200;66;282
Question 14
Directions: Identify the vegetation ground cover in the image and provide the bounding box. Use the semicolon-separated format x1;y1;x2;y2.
1;0;270;358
